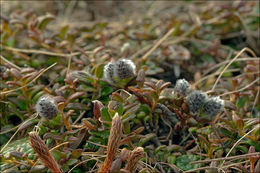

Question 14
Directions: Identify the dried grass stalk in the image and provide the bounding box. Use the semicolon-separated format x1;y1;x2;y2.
98;113;123;173
125;147;144;173
29;131;61;173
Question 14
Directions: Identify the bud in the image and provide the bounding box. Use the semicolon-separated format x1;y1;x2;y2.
186;90;208;114
174;79;190;96
202;96;224;118
125;147;144;172
29;132;61;173
35;95;58;119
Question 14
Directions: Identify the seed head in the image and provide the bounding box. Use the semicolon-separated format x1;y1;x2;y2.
36;95;58;119
186;90;208;114
174;79;190;96
114;59;136;80
103;62;115;85
202;96;224;118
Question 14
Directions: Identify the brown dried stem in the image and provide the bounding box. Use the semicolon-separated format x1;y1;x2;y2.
125;147;144;173
98;113;123;173
29;132;61;173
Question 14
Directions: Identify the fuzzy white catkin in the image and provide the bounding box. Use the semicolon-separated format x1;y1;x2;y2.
186;90;208;113
174;79;190;96
103;62;116;85
103;59;136;87
114;59;136;80
35;95;58;119
202;96;224;117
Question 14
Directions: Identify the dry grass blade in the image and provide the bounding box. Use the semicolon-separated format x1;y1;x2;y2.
141;27;175;61
1;45;92;57
0;62;57;95
98;113;123;173
66;50;73;77
0;114;38;152
29;131;61;173
211;47;257;92
68;156;105;173
220;125;260;168
190;152;260;164
219;77;259;97
0;55;21;70
192;68;240;87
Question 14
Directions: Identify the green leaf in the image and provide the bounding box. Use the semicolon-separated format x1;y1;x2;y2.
95;64;104;79
235;145;248;154
176;155;200;171
59;25;69;39
122;113;136;123
48;114;61;127
37;13;55;30
246;139;260;152
116;104;124;116
138;133;156;146
218;127;232;138
236;96;249;109
67;159;78;166
101;86;113;96
89;130;110;138
154;145;167;155
101;108;112;121
51;150;62;161
81;84;97;92
71;149;82;159
138;104;150;115
7;38;15;47
123;121;131;134
167;155;176;164
39;125;48;136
